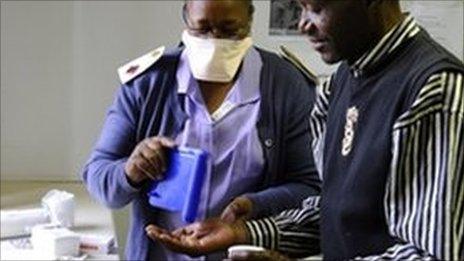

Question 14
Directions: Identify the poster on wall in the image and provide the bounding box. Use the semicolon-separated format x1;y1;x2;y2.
269;0;302;36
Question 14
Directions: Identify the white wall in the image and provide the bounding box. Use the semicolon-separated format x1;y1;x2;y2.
1;1;184;180
1;1;463;180
70;1;185;178
1;2;74;180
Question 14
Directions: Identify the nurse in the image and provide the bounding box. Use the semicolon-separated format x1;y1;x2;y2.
82;0;320;260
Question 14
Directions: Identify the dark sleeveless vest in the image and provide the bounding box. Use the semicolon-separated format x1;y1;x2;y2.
321;30;464;260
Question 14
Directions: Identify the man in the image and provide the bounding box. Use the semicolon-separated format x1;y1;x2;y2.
147;0;464;260
82;0;320;260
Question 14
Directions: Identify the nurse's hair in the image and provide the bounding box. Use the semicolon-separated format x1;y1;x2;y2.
183;0;254;18
368;0;400;6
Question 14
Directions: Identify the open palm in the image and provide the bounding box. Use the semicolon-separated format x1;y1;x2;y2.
146;218;244;257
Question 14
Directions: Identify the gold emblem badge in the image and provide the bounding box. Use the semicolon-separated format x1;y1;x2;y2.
341;106;359;156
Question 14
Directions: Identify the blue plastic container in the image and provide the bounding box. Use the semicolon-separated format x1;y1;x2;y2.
147;147;207;223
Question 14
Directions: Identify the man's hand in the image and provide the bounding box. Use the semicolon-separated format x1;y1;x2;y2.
125;136;176;184
221;196;253;223
145;218;249;257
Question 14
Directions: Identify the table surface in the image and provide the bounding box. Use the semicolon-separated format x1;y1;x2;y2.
1;181;322;260
0;180;119;260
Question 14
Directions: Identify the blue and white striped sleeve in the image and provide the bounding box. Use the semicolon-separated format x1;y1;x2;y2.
358;71;464;260
309;76;332;178
244;196;321;258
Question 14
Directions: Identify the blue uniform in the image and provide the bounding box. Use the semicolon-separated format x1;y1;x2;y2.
82;46;320;260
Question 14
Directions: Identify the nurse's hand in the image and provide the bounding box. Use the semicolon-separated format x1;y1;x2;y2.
220;196;253;223
145;218;249;257
125;136;176;184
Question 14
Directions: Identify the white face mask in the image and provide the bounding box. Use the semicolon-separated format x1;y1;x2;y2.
182;30;253;83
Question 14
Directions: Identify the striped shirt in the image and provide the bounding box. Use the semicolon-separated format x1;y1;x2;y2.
245;15;464;260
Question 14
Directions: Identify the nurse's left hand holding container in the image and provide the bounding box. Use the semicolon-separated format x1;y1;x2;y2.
124;136;176;186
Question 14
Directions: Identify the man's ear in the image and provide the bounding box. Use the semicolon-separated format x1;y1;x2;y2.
182;4;188;25
249;4;255;17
